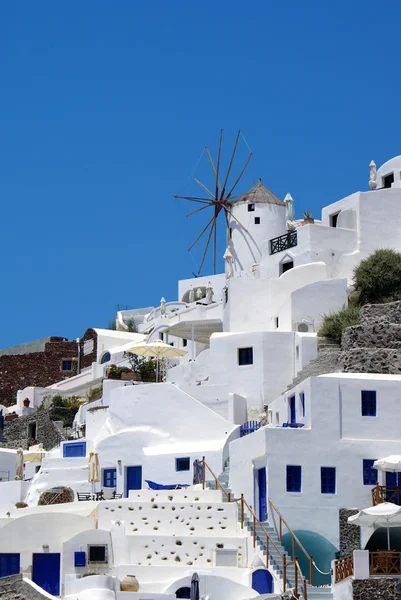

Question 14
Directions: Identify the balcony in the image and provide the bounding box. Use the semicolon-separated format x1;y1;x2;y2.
335;551;401;583
270;231;298;255
372;484;401;506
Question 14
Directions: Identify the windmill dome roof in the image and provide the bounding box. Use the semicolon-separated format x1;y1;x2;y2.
234;179;285;207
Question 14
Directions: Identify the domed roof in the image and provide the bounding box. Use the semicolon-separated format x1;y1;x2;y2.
234;179;285;206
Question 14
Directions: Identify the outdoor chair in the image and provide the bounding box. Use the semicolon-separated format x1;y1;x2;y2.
112;491;123;499
95;490;105;501
77;492;93;501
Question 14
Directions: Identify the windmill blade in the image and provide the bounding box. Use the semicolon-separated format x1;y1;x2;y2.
214;210;217;274
220;130;240;200
186;203;214;217
174;195;212;204
226;152;253;199
205;147;221;191
193;177;215;199
215;129;223;199
188;214;215;251
198;218;216;274
225;206;249;233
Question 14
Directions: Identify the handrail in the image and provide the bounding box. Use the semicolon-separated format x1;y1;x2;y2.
268;497;314;585
197;457;308;597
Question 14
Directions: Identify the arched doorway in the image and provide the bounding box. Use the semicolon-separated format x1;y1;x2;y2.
252;568;273;594
365;527;401;551
175;587;191;599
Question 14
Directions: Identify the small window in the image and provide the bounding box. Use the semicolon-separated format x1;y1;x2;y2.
255;217;260;225
63;441;86;458
383;173;394;188
238;347;253;366
330;212;340;228
88;545;107;563
103;468;117;488
28;422;37;440
286;465;301;492
160;332;164;341
183;339;187;347
101;352;111;364
361;390;376;416
176;588;191;599
275;317;279;329
363;459;378;486
321;467;336;494
62;360;73;371
281;260;294;274
248;204;255;212
74;551;86;567
300;392;305;417
176;457;190;472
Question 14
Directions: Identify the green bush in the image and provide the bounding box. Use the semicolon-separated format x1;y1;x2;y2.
318;305;360;341
354;249;401;305
107;364;130;380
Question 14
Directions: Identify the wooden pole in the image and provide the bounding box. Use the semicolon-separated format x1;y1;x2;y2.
194;460;199;485
279;517;283;541
310;555;314;585
202;456;205;490
240;494;244;529
253;514;256;548
265;534;269;568
295;557;298;597
283;554;287;592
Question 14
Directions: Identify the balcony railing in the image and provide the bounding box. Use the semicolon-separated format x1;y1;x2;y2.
270;231;298;255
334;554;354;583
370;551;401;575
372;484;401;506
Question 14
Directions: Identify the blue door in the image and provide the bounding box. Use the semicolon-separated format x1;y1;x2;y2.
252;568;273;594
126;466;142;497
63;442;86;458
289;396;296;424
0;554;20;578
32;553;60;596
258;467;267;522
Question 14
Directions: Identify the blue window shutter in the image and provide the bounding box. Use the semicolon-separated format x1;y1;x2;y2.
63;442;86;458
363;459;378;485
321;467;336;494
103;468;117;487
286;465;301;492
74;552;86;567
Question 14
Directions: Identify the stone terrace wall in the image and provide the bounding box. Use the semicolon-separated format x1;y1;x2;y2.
0;410;64;450
341;301;401;374
353;578;401;599
0;573;51;600
339;509;360;557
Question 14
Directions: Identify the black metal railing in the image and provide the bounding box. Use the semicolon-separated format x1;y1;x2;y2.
270;231;298;255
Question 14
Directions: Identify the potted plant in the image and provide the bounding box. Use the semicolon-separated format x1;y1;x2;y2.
302;210;314;224
23;398;30;408
15;502;28;509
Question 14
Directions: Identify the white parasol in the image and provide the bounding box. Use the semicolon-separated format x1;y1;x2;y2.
348;502;401;550
128;339;187;382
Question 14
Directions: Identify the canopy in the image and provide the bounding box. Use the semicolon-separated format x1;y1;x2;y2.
374;456;401;473
128;339;187;382
348;503;401;550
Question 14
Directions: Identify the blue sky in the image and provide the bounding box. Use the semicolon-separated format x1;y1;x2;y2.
1;1;401;347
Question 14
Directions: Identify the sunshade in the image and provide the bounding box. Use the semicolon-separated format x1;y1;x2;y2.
348;503;401;549
88;451;100;486
190;572;200;600
128;339;187;382
374;456;401;472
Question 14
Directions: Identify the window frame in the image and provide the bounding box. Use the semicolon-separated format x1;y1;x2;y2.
330;212;340;228
61;359;73;372
254;216;260;225
176;457;190;472
321;466;336;494
103;468;117;488
363;459;378;486
286;465;302;493
300;392;305;417
238;347;253;366
248;203;255;212
361;390;376;416
383;172;394;188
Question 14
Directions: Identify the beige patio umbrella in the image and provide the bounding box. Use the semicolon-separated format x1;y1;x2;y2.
128;339;187;382
88;451;100;495
15;448;24;480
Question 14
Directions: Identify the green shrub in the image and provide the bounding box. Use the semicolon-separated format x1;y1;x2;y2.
318;305;360;341
354;249;401;305
107;364;130;380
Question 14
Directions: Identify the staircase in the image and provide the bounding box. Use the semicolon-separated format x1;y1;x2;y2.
288;337;341;390
207;461;334;600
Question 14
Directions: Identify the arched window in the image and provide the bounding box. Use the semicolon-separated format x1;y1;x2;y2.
100;352;111;364
175;588;191;599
